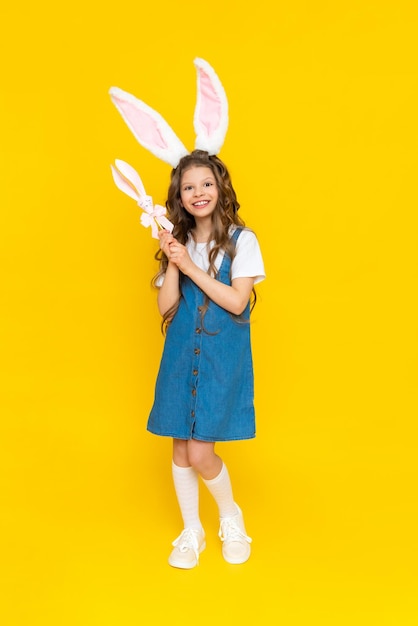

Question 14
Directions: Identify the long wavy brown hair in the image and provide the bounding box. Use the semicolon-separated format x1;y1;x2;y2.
152;150;256;331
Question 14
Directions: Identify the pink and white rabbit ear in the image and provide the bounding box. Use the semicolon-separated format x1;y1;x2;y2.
109;87;189;167
193;58;229;155
111;163;140;202
114;159;147;197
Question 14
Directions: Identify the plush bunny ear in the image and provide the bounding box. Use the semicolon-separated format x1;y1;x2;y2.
111;159;151;202
109;87;189;167
111;163;139;202
193;58;229;155
113;159;147;197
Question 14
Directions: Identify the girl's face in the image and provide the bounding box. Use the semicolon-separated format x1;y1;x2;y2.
180;166;219;221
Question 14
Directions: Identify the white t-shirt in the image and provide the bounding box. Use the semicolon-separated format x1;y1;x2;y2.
157;228;265;286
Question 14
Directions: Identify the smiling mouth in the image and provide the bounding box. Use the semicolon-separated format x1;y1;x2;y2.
193;200;209;207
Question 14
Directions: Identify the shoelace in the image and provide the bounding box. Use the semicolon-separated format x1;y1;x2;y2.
172;528;202;562
218;516;252;544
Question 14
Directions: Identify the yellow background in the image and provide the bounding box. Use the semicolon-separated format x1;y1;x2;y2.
1;1;417;624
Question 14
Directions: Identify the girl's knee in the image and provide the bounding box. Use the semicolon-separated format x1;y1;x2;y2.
172;438;190;466
187;440;218;473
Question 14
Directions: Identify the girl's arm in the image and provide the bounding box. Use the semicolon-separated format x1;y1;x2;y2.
157;261;180;317
157;231;180;317
168;240;254;316
189;268;254;315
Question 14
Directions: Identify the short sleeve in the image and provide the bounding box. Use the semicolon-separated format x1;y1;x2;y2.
231;229;266;284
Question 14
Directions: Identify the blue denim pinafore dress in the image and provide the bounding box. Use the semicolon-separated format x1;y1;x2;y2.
147;229;255;442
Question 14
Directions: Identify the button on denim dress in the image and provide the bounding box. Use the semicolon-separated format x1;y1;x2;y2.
147;229;255;442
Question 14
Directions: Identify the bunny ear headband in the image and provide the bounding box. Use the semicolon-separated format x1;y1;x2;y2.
109;57;229;168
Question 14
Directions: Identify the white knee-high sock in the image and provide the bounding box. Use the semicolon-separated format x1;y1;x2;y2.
172;462;203;531
202;463;238;518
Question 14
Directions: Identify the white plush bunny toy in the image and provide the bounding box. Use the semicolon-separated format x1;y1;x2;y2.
109;58;229;237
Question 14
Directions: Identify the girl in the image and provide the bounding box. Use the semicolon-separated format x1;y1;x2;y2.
109;57;265;569
147;149;265;568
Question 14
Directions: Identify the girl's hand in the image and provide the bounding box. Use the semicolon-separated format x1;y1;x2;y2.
158;229;176;258
166;241;194;274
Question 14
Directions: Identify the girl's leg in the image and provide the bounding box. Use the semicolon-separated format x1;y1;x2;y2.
187;439;252;565
187;440;237;517
171;439;203;531
168;439;205;570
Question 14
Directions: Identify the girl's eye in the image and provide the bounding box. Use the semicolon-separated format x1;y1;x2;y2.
183;186;193;191
204;182;213;187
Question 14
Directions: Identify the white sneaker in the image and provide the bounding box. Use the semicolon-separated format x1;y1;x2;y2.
219;504;252;564
168;528;206;569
